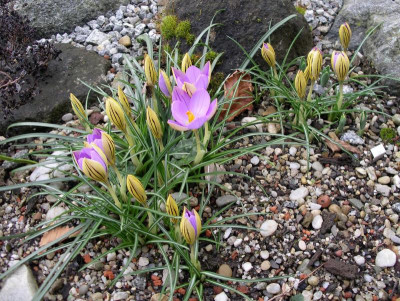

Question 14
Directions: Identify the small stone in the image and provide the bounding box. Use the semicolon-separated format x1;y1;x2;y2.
114;292;129;300
378;176;391;185
312;161;323;172
393;175;400;188
260;250;269;259
86;29;111;45
216;195;237;207
289;147;297;156
266;283;280;294
214;292;228;301
375;184;391;196
45;206;66;221
107;252;116;261
371;144;386;161
241;117;263;132
354;255;365;265
78;284;89;295
348;198;363;210
393;203;400;214
313;290;323;300
62;113;73;122
242;262;253;272
260;220;278;237
308;275;319;286
355;167;367;178
393;114;400;125
261;260;271;270
290;187;309;201
234;238;242;247
375;249;397;267
317;195;330;208
205;244;213;252
119;35;131;47
250;156;260;165
0;265;38;301
341;130;365;145
138;257;149;267
217;264;232;277
312;215;323;230
298;240;307;251
324;259;357;279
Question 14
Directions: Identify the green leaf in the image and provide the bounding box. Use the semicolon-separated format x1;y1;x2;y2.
0;154;37;165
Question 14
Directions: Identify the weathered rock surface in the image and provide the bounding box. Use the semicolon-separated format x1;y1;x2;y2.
169;0;312;74
324;259;358;279
0;265;38;301
327;0;400;95
0;44;110;135
12;0;130;37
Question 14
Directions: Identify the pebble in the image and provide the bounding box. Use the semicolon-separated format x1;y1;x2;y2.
375;184;391;196
378;176;391;185
308;275;319;286
313;290;323;300
45;206;66;221
78;284;89;295
107;252;116;261
260;250;269;259
242;262;253;272
298;240;307;251
311;161;323;172
375;249;397;267
312;215;323;230
290;186;309;201
138;257;149;267
289;147;297;156
266;283;281;294
261;260;271;270
114;292;129;300
61;113;73;122
250;156;260;165
260;220;278;237
216;195;237;207
217;264;232;277
354;255;365;265
214;292;228;301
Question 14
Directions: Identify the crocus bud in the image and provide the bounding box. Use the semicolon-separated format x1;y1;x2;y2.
146;106;163;139
144;54;157;87
261;43;276;68
70;93;86;120
73;147;108;183
331;51;349;82
295;70;307;99
117;86;131;113
87;128;116;166
180;207;201;245
307;47;323;81
127;175;147;206
166;194;179;223
159;70;172;97
181;53;192;72
339;22;352;51
303;66;310;83
105;97;127;133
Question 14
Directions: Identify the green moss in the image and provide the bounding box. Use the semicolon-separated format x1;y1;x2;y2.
175;20;191;39
161;15;178;40
209;72;225;97
380;128;397;143
295;6;306;15
185;33;195;45
205;51;218;62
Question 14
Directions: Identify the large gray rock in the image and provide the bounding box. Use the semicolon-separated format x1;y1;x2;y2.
0;265;38;301
12;0;130;37
0;44;110;135
169;0;312;74
327;0;400;95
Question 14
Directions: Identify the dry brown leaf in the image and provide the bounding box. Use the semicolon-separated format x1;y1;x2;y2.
39;226;73;247
325;132;361;154
219;70;254;122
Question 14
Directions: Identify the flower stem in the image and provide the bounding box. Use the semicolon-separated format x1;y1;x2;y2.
112;165;127;202
329;82;344;122
307;80;315;102
190;242;201;271
106;181;122;209
193;130;205;165
203;122;210;146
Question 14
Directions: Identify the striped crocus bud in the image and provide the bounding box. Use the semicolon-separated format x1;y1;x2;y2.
117;86;131;113
181;53;192;73
73;147;108;183
127;175;147;206
105;97;127;133
159;70;173;97
307;47;323;81
70;93;86;120
180;207;201;245
303;66;310;83
339;22;352;51
146;106;163;139
295;70;307;99
166;194;179;223
86;128;116;166
261;43;276;68
144;54;157;87
331;51;349;82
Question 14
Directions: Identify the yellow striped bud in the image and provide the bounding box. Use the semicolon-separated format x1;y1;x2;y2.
127;175;147;206
144;54;157;87
331;51;349;82
339;22;352;51
117;86;131;113
146;106;163;139
303;66;310;83
181;53;192;72
307;47;323;81
70;93;86;120
105;97;127;133
166;194;179;223
82;158;108;183
261;43;276;68
295;70;307;99
180;207;201;245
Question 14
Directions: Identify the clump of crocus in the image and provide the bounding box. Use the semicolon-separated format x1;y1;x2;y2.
180;207;202;270
330;51;350;120
339;22;352;51
181;53;192;73
159;69;173;98
306;47;323;101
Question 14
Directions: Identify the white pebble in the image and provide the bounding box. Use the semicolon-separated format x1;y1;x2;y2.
214;292;228;301
250;156;260;165
298;240;307;251
312;215;323;230
242;262;253;272
138;257;149;267
375;249;397;267
354;255;365;265
234;238;243;247
260;220;278;237
266;283;281;294
260;250;269;259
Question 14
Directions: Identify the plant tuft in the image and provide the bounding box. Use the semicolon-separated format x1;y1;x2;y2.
160;15;178;40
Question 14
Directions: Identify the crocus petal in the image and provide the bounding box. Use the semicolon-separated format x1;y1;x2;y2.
172;87;190;103
171;100;191;125
194;74;209;90
168;120;189;131
82;158;107;183
186;116;208;130
205;99;218;121
188;89;210;117
202;61;211;80
172;68;187;89
87;128;102;144
185;210;198;236
185;66;203;84
90;148;107;172
73;151;84;169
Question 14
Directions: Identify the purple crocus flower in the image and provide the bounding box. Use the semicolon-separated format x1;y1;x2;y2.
86;128;115;165
73;146;108;182
172;62;211;97
180;207;202;245
168;88;217;131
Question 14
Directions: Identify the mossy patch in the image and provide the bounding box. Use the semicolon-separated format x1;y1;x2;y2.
209;72;225;96
175;20;191;38
295;6;306;16
380;127;397;143
161;15;178;40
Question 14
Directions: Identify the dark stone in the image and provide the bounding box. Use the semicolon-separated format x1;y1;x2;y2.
320;211;336;235
89;112;104;125
13;0;130;37
324;259;358;279
0;44;110;135
307;249;323;268
169;0;312;74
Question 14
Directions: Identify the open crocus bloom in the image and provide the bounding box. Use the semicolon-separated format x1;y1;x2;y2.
86;128;115;165
168;88;217;131
172;62;211;97
73;147;108;183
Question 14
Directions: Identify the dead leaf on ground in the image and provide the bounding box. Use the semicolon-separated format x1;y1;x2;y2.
219;70;254;122
325;132;361;154
39;226;73;247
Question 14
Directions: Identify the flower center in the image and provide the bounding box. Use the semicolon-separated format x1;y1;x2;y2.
186;111;195;123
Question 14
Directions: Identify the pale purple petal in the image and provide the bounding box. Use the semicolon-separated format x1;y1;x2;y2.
205;99;218;121
90;148;107;171
159;73;170;97
186;116;208;130
188;89;210;117
172;68;187;89
171;100;190;125
185;209;198;236
201;62;211;79
185;66;203;84
168;120;189;131
172;87;190;103
194;75;209;90
87;128;102;144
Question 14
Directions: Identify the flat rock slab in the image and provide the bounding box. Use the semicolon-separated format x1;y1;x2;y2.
0;44;110;135
324;259;358;279
13;0;130;37
169;0;312;74
0;265;38;301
